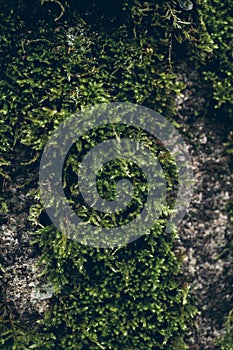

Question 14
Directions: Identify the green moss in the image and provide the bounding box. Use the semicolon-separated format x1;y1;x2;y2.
217;310;233;350
200;0;233;117
1;0;228;349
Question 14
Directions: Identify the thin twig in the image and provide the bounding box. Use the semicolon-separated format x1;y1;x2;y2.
41;0;65;22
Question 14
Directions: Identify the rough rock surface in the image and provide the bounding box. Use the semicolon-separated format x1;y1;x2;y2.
0;153;50;324
176;64;233;350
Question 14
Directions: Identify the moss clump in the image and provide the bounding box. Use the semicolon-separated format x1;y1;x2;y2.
217;310;233;350
1;0;229;349
201;0;233;117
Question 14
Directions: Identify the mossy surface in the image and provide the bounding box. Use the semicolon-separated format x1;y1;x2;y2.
0;0;232;349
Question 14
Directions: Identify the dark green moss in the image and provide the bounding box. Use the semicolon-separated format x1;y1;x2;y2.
0;0;231;349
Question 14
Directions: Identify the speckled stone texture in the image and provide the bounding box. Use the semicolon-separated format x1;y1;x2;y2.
176;64;232;350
